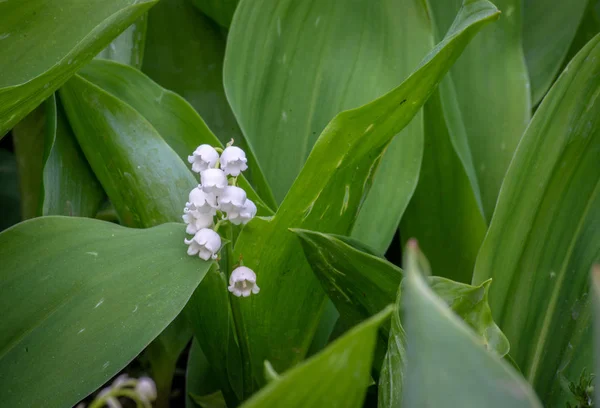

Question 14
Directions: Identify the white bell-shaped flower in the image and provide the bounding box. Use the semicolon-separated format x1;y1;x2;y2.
220;146;248;176
182;205;214;235
188;186;217;214
228;266;260;297
184;228;221;260
218;186;247;214
135;377;157;404
229;199;257;225
200;169;228;195
187;144;219;173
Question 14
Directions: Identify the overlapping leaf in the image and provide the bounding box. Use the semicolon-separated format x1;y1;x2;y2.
523;0;589;105
0;0;157;136
402;242;542;407
12;95;104;219
224;0;433;252
473;33;600;405
0;217;210;408
96;14;148;68
227;1;500;387
239;307;393;408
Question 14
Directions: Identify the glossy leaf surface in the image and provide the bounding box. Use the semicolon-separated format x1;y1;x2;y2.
0;0;157;136
0;217;210;408
239;307;393;408
402;243;542;407
473;33;600;405
77;60;273;215
226;1;499;385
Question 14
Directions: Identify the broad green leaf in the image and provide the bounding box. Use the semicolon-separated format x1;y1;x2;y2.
186;340;221;408
96;14;148;69
401;89;486;282
294;229;508;356
594;265;600;407
523;0;588;105
473;33;600;405
59;74;196;228
239;307;393;408
563;1;600;69
0;217;210;408
142;0;276;208
77;60;273;216
143;314;192;408
0;149;20;231
185;265;243;406
402;243;542;407
188;0;238;28
428;0;531;222
12;95;104;219
0;0;157;137
229;1;499;386
224;0;432;251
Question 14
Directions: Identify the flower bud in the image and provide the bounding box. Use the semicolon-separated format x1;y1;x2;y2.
218;186;247;214
184;228;221;260
187;144;219;173
220;146;248;176
229;199;257;225
135;377;157;404
228;266;260;297
200;169;228;195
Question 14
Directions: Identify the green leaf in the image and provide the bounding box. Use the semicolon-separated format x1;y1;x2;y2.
185;265;243;406
229;1;499;386
402;242;542;407
0;149;20;231
190;391;228;408
144;314;192;408
523;0;589;105
594;265;600;407
96;14;148;69
12;95;104;219
427;0;531;221
186;340;220;408
59;74;196;227
294;230;508;356
77;59;273;216
0;216;210;408
0;0;157;136
224;0;433;251
239;307;393;408
188;0;239;28
142;0;276;208
400;88;486;283
473;33;600;405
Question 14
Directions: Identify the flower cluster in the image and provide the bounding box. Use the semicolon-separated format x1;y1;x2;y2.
76;374;156;408
183;142;260;297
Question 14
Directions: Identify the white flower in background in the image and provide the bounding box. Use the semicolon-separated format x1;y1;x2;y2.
228;266;260;297
220;146;248;176
135;377;157;404
200;169;228;195
218;186;247;213
184;228;222;260
188;186;217;214
182;205;214;235
188;144;219;173
229;199;257;225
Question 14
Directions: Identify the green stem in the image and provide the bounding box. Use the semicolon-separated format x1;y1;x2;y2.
88;388;149;408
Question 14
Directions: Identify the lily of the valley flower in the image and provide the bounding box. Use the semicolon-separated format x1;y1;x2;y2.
188;186;217;214
228;266;260;297
184;228;222;260
135;377;157;405
182;205;214;235
200;169;228;195
228;199;257;225
188;144;219;173
220;146;248;176
218;185;247;213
